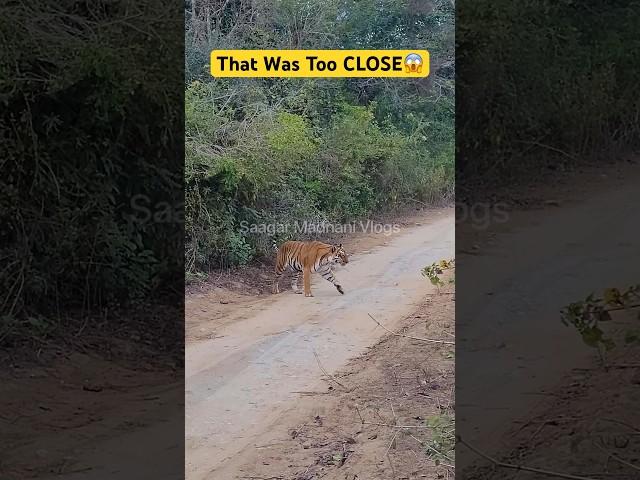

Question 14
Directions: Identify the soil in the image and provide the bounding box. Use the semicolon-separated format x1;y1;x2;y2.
0;351;182;479
185;208;455;479
0;302;184;480
222;280;455;480
463;312;640;480
456;158;640;478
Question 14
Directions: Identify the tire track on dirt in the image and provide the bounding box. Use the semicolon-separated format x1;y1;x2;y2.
185;211;455;479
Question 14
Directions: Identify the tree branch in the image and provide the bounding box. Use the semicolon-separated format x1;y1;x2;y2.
457;435;598;480
368;313;454;345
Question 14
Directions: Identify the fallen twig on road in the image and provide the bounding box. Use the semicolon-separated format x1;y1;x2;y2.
368;313;455;345
457;435;598;480
593;441;640;473
312;350;349;390
362;421;430;429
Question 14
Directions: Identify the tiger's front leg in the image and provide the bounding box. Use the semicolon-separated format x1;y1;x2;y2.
319;266;344;295
303;267;313;297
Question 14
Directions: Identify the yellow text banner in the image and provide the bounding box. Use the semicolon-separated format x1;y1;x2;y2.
210;50;429;78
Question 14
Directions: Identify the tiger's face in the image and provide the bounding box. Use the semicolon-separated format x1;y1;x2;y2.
332;243;349;265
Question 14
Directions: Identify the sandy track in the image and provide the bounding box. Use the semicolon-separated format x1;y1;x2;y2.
185;211;455;479
457;176;640;470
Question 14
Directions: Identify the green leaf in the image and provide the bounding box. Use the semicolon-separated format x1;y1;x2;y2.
581;326;603;348
603;288;622;306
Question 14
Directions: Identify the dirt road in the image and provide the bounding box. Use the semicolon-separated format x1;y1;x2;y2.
185;210;454;479
457;172;640;471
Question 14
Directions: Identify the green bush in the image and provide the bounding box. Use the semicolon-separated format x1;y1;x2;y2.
2;1;183;322
184;0;455;274
457;1;640;180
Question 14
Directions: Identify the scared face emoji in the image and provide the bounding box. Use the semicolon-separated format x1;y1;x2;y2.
404;53;423;73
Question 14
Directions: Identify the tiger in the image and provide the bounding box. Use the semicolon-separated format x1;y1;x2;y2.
272;240;349;297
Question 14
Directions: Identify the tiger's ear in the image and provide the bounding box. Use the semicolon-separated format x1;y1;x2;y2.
331;245;337;252
338;243;343;248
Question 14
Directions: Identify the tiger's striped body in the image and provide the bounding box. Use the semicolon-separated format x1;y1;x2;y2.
272;241;348;297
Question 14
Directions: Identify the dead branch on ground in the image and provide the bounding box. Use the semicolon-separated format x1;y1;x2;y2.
312;349;349;391
368;313;455;345
457;435;598;480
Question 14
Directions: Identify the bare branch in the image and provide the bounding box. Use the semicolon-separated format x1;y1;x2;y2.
368;313;454;345
457;435;598;480
312;349;348;390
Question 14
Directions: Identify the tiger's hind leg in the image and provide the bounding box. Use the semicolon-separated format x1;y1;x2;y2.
272;270;283;294
319;266;344;295
291;271;302;294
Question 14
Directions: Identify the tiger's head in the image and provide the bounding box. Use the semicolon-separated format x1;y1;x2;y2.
331;243;349;265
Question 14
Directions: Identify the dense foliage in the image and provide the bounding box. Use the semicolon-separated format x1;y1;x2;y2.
185;0;455;273
1;1;183;329
457;0;640;183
